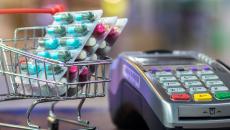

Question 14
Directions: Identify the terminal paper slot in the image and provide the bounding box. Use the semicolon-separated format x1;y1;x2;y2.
179;105;230;121
132;56;199;66
179;116;230;121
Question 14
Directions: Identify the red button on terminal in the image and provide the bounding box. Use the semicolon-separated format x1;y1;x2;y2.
171;93;190;101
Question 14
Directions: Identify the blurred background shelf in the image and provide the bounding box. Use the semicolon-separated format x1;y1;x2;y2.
0;0;229;65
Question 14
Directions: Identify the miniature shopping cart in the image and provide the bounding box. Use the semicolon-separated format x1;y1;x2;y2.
0;25;111;130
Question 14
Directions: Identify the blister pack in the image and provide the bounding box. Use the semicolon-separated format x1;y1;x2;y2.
74;19;128;86
16;11;128;97
61;17;119;93
40;17;114;96
61;17;117;88
16;10;103;96
84;17;118;59
53;10;103;25
96;18;128;57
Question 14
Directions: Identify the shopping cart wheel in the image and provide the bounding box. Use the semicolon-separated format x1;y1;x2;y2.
48;116;59;130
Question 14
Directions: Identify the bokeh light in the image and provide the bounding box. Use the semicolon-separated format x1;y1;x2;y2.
101;0;129;17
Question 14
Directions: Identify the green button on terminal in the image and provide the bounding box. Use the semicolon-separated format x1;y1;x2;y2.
215;92;230;100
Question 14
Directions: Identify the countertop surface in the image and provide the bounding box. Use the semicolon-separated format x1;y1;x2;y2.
0;97;118;130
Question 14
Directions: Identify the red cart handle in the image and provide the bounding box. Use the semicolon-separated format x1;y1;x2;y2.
0;4;65;15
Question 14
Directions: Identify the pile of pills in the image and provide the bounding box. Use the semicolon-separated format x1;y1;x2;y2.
17;10;128;96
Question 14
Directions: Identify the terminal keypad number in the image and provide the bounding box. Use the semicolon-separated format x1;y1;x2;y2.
152;66;230;102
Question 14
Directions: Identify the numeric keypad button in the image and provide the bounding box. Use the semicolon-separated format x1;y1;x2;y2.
180;76;198;82
210;86;229;93
167;87;185;95
206;80;224;88
162;82;181;89
159;76;177;83
176;71;194;77
184;81;203;88
155;72;173;77
201;75;219;82
196;70;214;77
189;87;207;94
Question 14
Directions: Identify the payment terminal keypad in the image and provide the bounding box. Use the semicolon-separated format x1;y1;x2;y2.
151;65;230;102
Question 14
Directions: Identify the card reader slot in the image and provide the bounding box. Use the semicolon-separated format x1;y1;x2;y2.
216;59;230;71
145;50;172;54
179;116;230;121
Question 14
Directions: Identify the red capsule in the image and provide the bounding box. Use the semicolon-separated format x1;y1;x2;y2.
19;57;26;64
79;67;91;82
105;27;120;46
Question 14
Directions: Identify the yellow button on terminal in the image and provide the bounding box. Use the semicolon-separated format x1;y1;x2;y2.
193;93;212;102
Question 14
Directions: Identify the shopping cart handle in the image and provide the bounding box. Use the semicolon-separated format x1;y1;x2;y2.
0;4;65;15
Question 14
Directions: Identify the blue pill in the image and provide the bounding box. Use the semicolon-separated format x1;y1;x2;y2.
46;28;55;35
40;64;53;75
37;51;50;58
54;13;73;24
46;26;66;36
54;15;62;22
44;39;59;49
66;38;81;48
75;14;83;21
28;64;40;75
67;26;75;34
50;52;59;60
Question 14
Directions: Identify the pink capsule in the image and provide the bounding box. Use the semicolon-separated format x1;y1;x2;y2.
93;23;106;38
105;27;120;46
65;65;79;82
79;67;91;83
69;65;78;74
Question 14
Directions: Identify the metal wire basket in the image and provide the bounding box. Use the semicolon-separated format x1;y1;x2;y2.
0;26;112;130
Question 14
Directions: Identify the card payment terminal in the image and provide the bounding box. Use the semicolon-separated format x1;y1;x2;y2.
109;50;230;130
